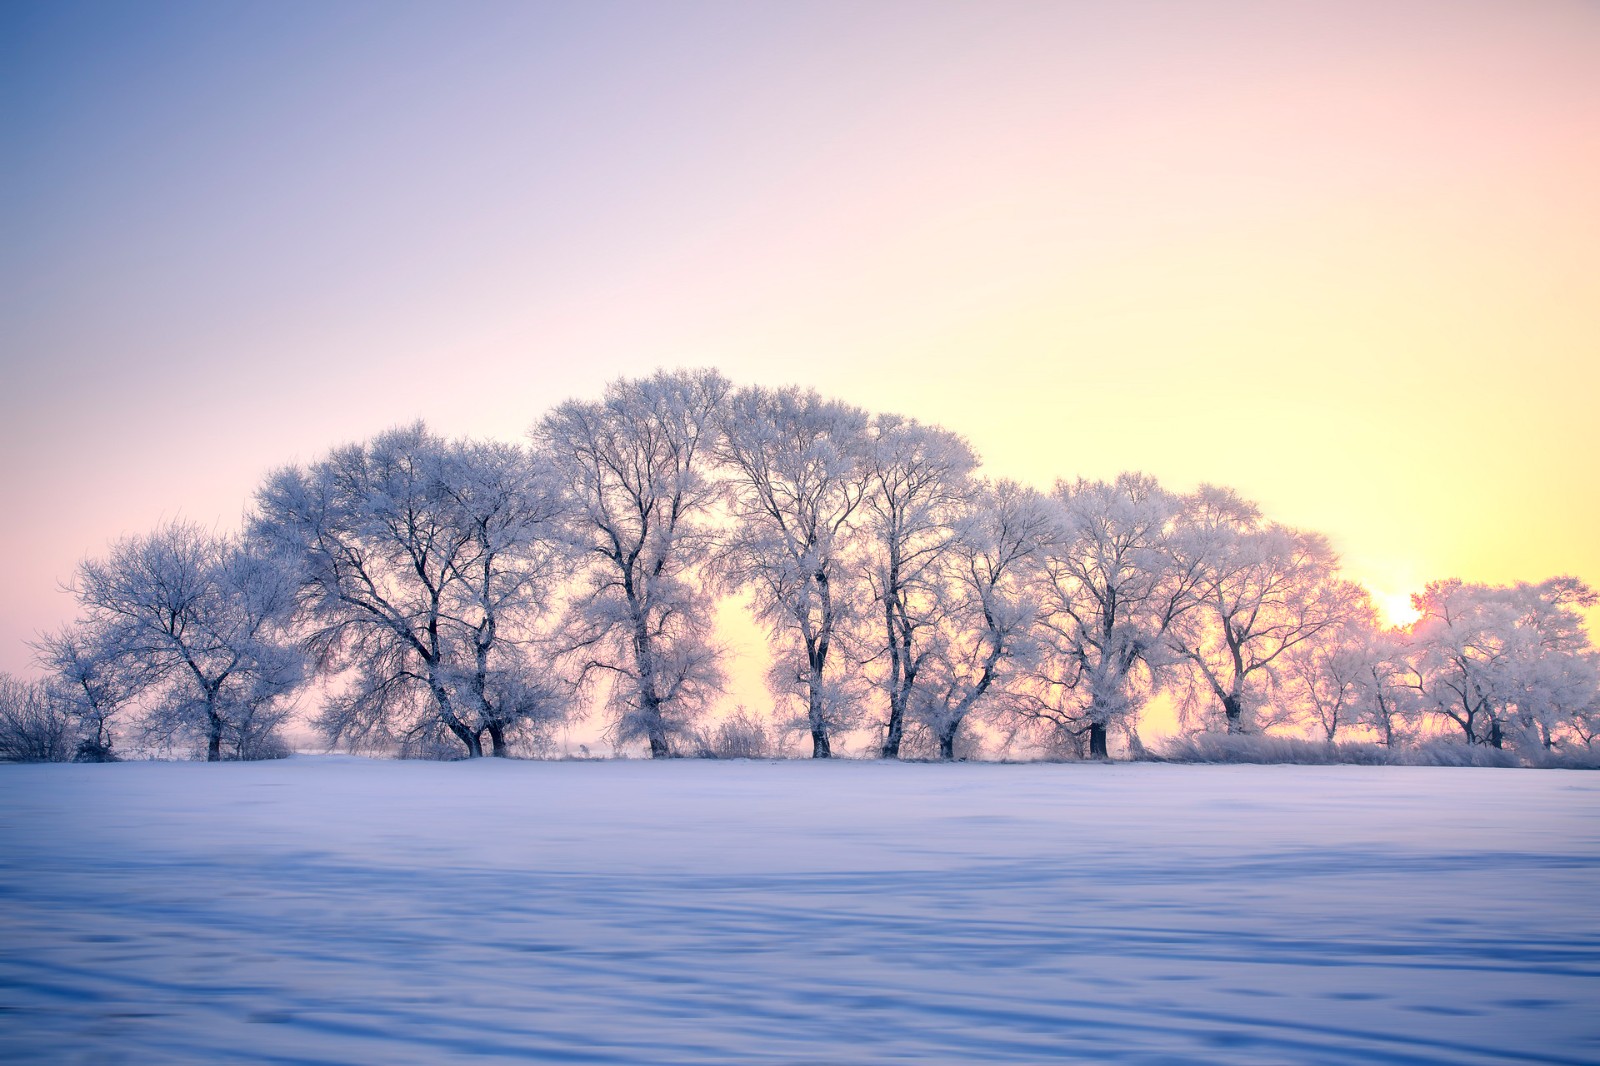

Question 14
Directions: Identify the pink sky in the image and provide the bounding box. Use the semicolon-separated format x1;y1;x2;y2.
3;0;1598;684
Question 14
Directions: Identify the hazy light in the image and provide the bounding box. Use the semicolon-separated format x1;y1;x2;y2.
1373;590;1422;630
3;0;1597;679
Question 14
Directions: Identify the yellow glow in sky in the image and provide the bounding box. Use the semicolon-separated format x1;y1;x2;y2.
2;1;1597;681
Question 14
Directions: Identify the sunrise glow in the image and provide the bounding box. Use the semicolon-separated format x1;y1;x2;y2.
2;0;1596;673
1373;590;1422;630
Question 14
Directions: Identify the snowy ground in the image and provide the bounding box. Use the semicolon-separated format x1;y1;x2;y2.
1;758;1596;1065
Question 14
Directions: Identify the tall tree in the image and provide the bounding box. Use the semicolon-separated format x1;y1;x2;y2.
1273;587;1381;741
65;522;304;761
1350;627;1421;747
717;385;872;758
1166;487;1347;734
253;425;569;757
1407;577;1599;748
857;414;978;758
914;480;1052;760
35;624;147;760
537;370;729;757
433;439;572;756
1029;473;1200;758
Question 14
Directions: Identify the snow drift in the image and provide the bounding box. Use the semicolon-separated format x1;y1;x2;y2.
1;757;1596;1063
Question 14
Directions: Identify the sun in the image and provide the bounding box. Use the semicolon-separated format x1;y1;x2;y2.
1373;590;1421;629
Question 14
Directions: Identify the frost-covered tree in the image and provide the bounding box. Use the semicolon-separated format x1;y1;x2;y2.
1568;700;1600;749
0;673;75;762
913;480;1051;760
432;439;573;755
66;522;305;761
254;425;569;758
1499;579;1600;752
1350;628;1421;748
1407;577;1599;749
717;386;873;758
34;625;146;761
1273;589;1382;741
1027;473;1200;758
856;414;978;758
1166;487;1347;734
537;370;729;757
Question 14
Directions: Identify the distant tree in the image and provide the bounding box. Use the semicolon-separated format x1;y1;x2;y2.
1500;579;1600;752
1026;473;1200;758
0;673;75;762
1349;627;1421;748
856;414;978;758
1568;700;1600;749
433;439;573;756
717;385;873;758
66;522;304;761
1407;577;1599;749
1166;487;1347;734
1273;588;1382;741
34;625;144;760
537;370;729;757
254;426;569;758
913;480;1052;760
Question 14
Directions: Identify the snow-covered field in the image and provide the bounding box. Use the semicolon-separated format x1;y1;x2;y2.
1;758;1596;1064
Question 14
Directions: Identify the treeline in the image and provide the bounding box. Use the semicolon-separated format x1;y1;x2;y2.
4;369;1597;764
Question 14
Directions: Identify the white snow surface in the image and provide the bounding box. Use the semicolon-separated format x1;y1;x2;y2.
1;757;1596;1064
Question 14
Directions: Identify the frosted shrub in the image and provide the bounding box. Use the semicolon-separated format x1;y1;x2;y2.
399;722;472;761
234;729;293;761
1154;733;1390;765
1530;747;1600;770
691;711;774;760
1149;732;1598;768
73;737;118;763
1395;741;1521;769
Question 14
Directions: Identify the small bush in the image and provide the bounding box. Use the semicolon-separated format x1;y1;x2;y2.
398;722;472;761
73;738;119;763
1145;732;1597;769
690;710;774;759
1392;740;1519;768
1152;733;1380;765
234;730;293;761
1530;747;1600;770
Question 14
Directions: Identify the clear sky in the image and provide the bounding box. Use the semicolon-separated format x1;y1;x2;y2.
3;0;1598;682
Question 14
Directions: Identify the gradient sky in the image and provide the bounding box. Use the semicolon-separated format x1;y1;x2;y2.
3;0;1598;683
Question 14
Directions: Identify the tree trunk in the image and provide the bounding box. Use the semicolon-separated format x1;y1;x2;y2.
429;676;483;758
487;723;509;758
644;702;672;758
881;695;905;759
444;718;483;757
207;720;223;762
643;689;671;757
630;601;672;758
938;723;957;761
1222;694;1244;734
1088;721;1109;759
881;589;904;759
1488;719;1504;750
807;663;831;758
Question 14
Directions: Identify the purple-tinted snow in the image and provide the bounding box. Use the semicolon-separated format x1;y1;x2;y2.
1;757;1596;1064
